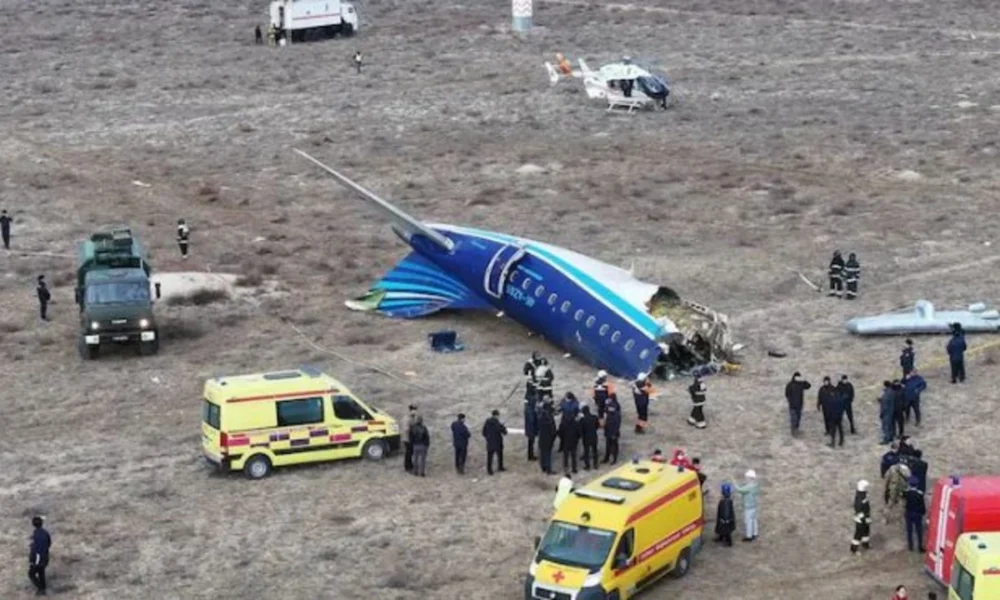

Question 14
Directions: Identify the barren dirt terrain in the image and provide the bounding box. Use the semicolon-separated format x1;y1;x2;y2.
3;0;1000;598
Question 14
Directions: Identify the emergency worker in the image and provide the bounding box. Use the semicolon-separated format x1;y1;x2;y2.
851;480;872;554
632;372;653;433
687;375;707;429
828;250;845;298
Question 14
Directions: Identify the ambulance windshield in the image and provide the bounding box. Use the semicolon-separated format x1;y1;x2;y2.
537;521;616;572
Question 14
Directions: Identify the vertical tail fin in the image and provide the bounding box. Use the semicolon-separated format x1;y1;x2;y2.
544;62;560;85
578;58;595;77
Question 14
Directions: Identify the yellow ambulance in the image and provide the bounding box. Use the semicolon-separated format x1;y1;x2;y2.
949;532;1000;600
201;366;400;479
526;459;704;600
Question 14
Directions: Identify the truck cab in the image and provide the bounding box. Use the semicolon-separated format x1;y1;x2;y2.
75;226;160;359
950;532;1000;600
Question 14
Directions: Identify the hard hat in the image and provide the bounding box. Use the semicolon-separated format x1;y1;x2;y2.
637;372;647;380
857;479;870;492
597;370;607;378
745;469;756;479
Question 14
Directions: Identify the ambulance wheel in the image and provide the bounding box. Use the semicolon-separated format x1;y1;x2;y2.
362;439;387;461
244;455;272;479
672;547;692;578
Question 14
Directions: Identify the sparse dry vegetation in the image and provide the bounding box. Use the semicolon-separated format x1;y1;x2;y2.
2;1;1000;599
165;288;230;307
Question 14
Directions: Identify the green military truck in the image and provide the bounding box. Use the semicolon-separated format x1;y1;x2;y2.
75;226;161;359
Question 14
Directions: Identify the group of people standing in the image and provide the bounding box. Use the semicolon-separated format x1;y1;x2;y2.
785;372;856;445
402;405;509;477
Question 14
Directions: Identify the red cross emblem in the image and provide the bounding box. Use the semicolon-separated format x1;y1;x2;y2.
552;570;565;584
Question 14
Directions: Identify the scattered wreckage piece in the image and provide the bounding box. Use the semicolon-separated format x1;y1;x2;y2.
845;300;1000;335
428;330;464;353
295;149;740;380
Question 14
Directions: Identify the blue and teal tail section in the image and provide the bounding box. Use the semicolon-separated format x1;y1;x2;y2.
345;252;494;318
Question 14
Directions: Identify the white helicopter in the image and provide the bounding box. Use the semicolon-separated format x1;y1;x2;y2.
545;54;672;112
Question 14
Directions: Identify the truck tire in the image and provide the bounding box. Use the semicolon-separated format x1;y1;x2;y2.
342;23;354;37
362;439;387;461
244;455;272;480
138;338;159;356
79;339;99;360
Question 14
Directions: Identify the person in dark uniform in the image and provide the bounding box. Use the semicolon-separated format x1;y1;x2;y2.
255;24;263;44
482;410;507;475
817;376;837;435
891;380;907;439
828;250;845;298
909;449;928;493
28;515;51;596
687;375;707;429
579;405;600;470
947;324;967;384
900;339;916;378
819;376;845;447
535;358;554;403
844;252;861;299
36;275;51;321
450;413;470;474
403;404;418;472
878;381;895;445
851;480;871;554
602;394;621;464
537;403;557;475
785;372;811;436
0;209;12;249
904;476;926;553
836;374;856;434
715;483;736;547
523;352;542;460
555;391;578;453
632;372;653;433
559;405;580;474
903;370;927;426
176;218;190;259
592;370;614;422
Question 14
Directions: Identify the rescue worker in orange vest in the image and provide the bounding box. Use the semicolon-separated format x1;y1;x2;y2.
632;372;654;434
592;370;614;423
556;53;572;75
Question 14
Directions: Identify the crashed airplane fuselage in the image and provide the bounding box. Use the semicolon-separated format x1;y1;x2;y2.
295;149;738;379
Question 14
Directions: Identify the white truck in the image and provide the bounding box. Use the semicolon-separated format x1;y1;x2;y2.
269;0;359;43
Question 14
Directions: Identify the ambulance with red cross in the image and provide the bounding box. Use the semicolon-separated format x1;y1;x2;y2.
526;459;704;600
201;366;400;479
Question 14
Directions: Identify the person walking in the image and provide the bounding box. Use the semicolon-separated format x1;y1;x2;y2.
851;479;872;555
482;410;507;475
36;275;51;321
734;469;760;542
1;209;12;250
602;395;621;465
836;374;856;434
715;483;736;546
687;375;707;429
409;416;430;477
947;324;967;384
632;372;653;433
903;370;927;426
403;404;418;472
28;515;51;596
176;218;190;259
450;413;470;474
537;402;557;475
353;50;363;74
904;476;926;553
900;339;916;378
785;372;811;436
579;405;600;470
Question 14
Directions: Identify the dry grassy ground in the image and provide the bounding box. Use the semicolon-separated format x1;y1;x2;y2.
3;0;1000;598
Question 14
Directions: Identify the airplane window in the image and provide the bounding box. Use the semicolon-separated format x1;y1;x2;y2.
625;339;635;351
522;278;533;291
639;349;650;360
599;324;609;336
586;316;596;328
575;309;584;321
510;270;520;283
548;293;558;306
535;285;545;298
561;301;571;313
611;331;621;343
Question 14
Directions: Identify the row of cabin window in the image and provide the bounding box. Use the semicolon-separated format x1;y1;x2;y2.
510;269;651;361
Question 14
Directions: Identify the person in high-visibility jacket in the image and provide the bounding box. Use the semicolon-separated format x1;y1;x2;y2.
554;473;574;508
851;479;872;554
632;373;654;433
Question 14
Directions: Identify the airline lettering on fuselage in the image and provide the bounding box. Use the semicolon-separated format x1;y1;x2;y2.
506;284;536;308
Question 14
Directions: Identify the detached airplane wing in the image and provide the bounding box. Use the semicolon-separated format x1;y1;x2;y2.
293;149;455;252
